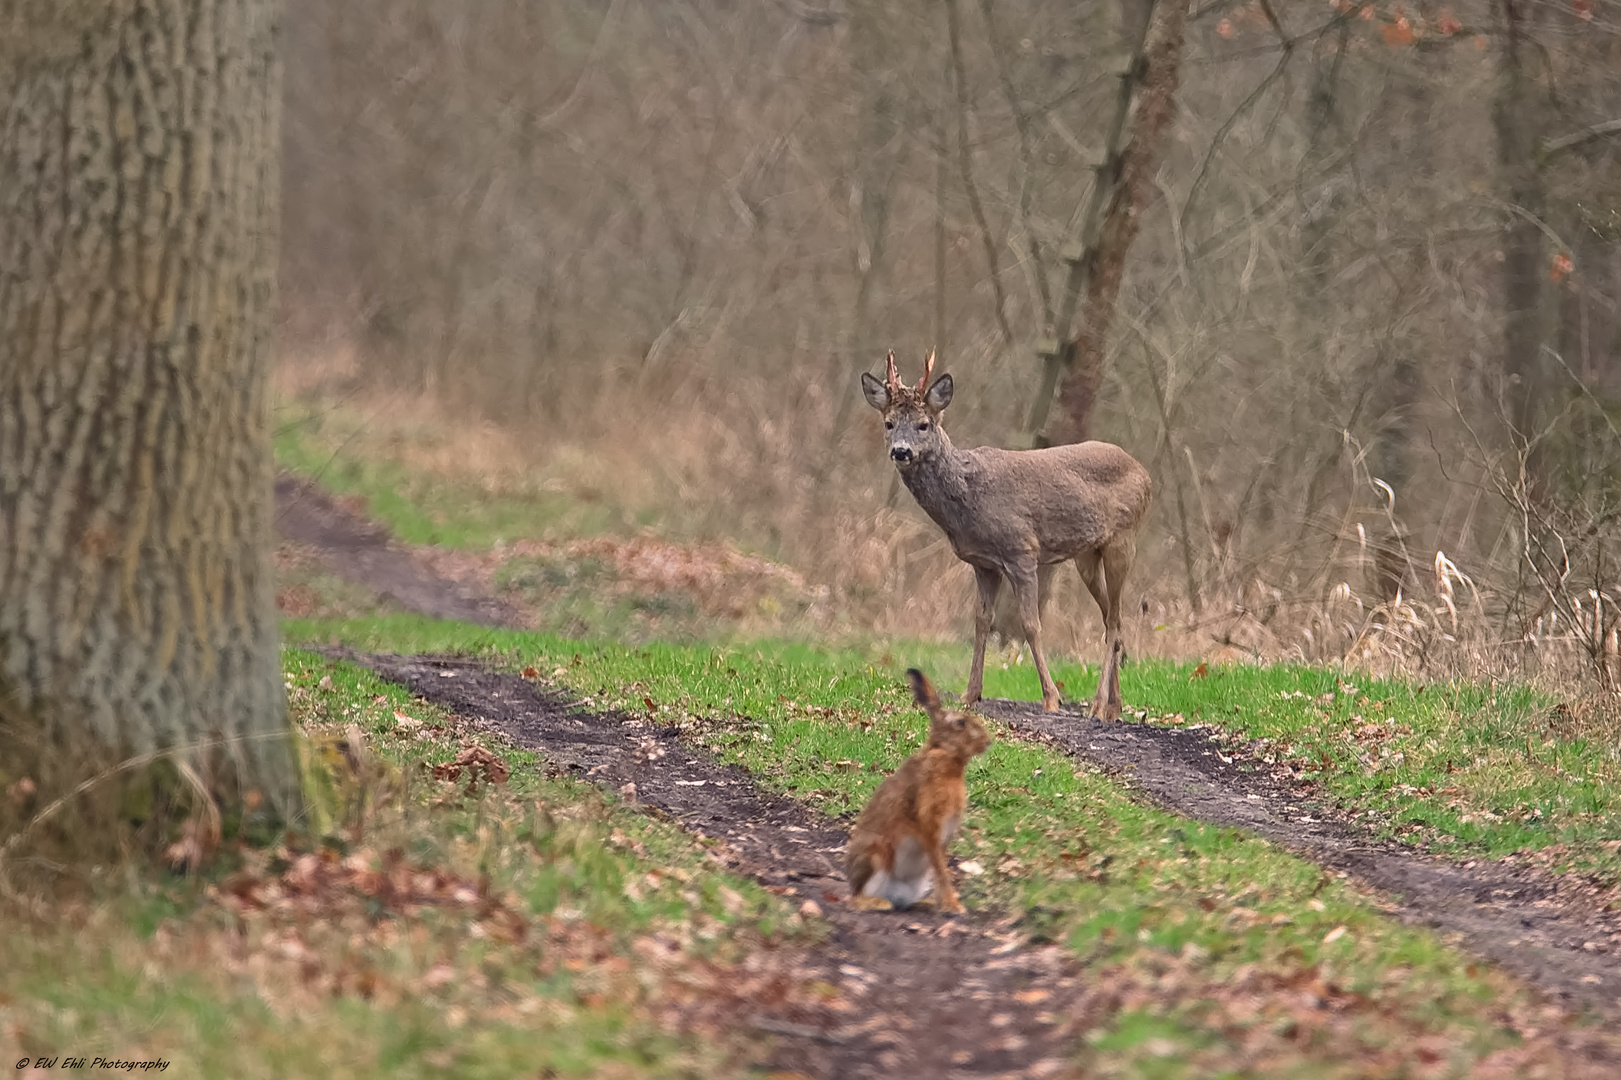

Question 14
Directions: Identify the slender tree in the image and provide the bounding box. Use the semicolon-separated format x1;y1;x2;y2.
1028;0;1192;448
0;1;300;815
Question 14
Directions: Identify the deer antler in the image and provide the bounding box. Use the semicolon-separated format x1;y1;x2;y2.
885;350;901;393
917;349;936;393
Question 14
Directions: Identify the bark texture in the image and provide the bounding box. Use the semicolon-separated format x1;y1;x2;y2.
0;0;298;811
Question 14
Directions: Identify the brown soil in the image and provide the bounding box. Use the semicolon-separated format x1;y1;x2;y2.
974;699;1621;1019
273;472;522;628
338;650;1088;1080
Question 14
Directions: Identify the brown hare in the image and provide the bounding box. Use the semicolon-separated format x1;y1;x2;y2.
845;668;991;914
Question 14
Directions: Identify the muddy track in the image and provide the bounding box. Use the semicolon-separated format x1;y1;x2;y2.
339;650;1086;1080
275;475;1621;1029
274;472;521;628
975;699;1621;1017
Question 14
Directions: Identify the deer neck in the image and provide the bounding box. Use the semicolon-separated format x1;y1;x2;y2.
899;435;973;533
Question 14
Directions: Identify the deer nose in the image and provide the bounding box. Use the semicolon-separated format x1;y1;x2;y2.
890;446;914;463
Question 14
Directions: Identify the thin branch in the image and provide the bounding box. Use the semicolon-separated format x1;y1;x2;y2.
946;0;1014;347
1542;117;1621;155
534;0;629;130
978;0;1052;332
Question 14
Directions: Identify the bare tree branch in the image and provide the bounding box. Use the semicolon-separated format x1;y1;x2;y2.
946;0;1015;348
1542;116;1621;155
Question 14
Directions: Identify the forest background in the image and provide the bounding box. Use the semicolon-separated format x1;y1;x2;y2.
275;0;1621;688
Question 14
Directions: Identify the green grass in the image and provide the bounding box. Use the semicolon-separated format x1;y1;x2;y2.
275;407;631;549
282;614;1610;1075
286;614;1621;882
1115;659;1621;879
1;651;804;1080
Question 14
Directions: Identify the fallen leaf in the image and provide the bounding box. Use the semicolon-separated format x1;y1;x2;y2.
431;745;510;789
958;860;986;877
1383;16;1414;47
1322;925;1349;945
1191;662;1209;679
521;666;540;679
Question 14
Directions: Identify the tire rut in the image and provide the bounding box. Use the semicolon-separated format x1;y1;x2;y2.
274;473;520;628
974;699;1621;1019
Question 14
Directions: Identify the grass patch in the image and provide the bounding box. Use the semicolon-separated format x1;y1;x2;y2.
286;614;1621;880
275;405;631;549
1111;659;1621;880
283;615;1613;1075
0;651;810;1080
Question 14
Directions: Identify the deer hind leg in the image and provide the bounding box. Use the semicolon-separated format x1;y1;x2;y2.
1091;535;1136;721
1077;549;1114;721
1076;549;1110;625
1008;563;1061;712
965;566;1001;706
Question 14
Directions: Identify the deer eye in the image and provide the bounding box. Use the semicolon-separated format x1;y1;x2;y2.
884;421;894;430
917;421;931;431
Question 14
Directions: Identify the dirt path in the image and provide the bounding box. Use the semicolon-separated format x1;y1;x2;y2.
274;473;521;627
342;650;1086;1080
275;474;1621;1029
975;700;1621;1018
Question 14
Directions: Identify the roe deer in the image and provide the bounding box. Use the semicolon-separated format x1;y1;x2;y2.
862;352;1152;717
845;668;990;913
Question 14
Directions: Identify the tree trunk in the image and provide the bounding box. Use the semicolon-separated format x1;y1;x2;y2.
0;0;299;815
1492;0;1552;492
1033;0;1190;448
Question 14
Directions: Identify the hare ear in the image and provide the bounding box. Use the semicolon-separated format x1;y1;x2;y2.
905;669;942;713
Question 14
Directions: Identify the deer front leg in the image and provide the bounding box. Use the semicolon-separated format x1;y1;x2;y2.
1010;563;1062;712
964;566;1000;705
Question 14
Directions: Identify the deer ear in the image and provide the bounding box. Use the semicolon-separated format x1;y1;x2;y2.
861;371;891;411
925;373;954;412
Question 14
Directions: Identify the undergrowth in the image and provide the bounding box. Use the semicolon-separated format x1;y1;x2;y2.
0;654;807;1079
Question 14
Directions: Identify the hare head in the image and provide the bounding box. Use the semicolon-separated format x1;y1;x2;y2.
905;668;990;759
